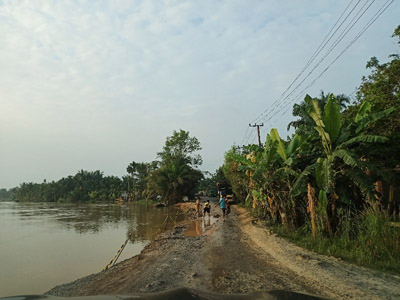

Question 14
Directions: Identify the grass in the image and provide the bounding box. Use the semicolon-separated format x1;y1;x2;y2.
269;207;400;274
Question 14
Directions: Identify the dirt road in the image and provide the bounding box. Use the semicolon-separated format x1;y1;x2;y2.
46;205;400;299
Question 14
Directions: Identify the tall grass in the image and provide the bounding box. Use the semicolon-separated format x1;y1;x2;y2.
272;206;400;274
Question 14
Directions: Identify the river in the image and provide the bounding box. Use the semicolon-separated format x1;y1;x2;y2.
0;201;183;297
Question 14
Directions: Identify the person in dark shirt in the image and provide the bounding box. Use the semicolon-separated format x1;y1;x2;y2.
203;200;211;218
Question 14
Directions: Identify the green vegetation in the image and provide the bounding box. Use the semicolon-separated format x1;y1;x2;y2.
197;167;227;197
221;25;400;273
123;130;204;204
12;170;123;202
4;24;399;275
0;188;13;201
273;206;400;273
9;129;203;204
145;129;204;204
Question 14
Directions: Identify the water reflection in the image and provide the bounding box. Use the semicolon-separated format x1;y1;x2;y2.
184;216;217;237
9;202;184;240
0;201;184;297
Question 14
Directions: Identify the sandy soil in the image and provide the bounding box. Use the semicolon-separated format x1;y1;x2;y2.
46;204;400;299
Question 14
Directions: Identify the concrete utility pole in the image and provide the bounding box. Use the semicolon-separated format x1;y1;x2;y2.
249;123;264;146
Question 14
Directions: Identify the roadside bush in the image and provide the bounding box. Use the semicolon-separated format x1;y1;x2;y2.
273;206;400;274
355;206;400;272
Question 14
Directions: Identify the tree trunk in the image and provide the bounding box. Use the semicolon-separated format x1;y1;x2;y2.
307;184;317;240
327;193;338;235
389;184;395;215
375;180;384;201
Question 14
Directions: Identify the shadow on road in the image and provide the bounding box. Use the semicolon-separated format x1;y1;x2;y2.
1;287;326;300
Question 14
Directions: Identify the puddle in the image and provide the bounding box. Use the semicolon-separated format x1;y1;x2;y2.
184;216;217;237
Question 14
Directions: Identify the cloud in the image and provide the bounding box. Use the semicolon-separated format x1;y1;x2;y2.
0;0;399;187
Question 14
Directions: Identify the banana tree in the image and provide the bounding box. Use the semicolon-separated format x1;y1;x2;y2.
305;94;392;233
252;129;308;225
223;146;259;203
225;140;282;219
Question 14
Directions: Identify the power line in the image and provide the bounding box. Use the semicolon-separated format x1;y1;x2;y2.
241;0;363;144
241;126;250;145
244;126;257;145
248;0;362;126
262;0;376;124
291;0;358;87
258;0;375;125
265;0;394;127
241;0;394;145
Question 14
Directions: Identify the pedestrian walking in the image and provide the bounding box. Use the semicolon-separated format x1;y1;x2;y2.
195;197;201;217
203;200;211;218
219;194;227;221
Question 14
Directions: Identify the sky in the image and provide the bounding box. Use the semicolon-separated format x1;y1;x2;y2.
1;0;399;189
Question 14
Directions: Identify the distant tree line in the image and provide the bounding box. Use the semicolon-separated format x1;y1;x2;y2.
8;129;204;204
0;188;13;201
11;170;123;202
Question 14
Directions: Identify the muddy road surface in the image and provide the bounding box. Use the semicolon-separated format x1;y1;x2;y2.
46;205;400;299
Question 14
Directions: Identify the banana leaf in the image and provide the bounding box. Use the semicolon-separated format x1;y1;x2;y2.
323;95;342;143
270;128;287;161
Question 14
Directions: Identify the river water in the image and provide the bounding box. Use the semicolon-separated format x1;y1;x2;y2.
0;201;183;297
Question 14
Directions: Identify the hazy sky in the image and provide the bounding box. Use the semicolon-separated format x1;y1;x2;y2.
1;0;399;188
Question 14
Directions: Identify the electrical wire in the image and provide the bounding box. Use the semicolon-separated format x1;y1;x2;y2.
249;0;362;126
258;0;374;126
264;0;394;127
241;0;394;145
241;0;363;144
241;126;250;145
